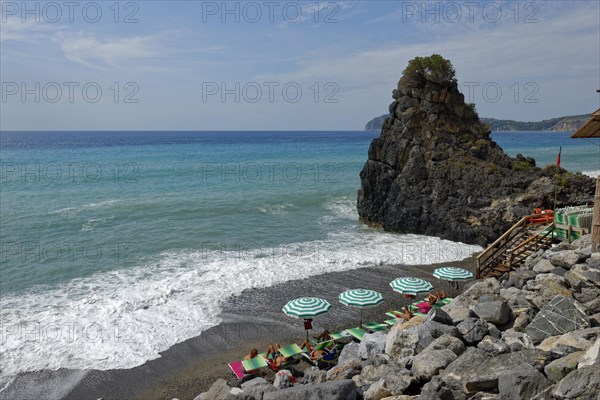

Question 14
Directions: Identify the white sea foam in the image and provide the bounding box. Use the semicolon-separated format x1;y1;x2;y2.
51;199;123;216
0;226;480;388
582;170;599;178
257;203;295;215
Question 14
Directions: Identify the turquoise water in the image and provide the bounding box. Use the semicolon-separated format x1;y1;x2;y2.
0;130;597;382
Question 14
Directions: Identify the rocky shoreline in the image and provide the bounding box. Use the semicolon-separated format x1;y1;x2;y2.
195;234;599;400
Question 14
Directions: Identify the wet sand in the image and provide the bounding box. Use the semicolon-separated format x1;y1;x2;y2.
2;258;476;400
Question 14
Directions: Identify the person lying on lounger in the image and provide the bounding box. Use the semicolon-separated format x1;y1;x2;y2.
390;306;413;320
299;339;333;360
265;343;289;369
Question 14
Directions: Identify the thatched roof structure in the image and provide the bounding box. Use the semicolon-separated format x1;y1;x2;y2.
571;108;600;138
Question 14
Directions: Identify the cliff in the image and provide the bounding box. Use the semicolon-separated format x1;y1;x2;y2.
357;55;595;246
365;114;591;132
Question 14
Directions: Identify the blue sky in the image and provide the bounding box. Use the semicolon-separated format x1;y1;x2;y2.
1;0;599;130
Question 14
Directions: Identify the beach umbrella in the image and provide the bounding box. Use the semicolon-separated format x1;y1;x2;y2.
433;267;474;289
339;289;384;325
389;277;433;298
283;297;332;340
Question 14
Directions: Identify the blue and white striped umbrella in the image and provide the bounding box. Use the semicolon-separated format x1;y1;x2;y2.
390;277;433;296
433;267;474;282
282;297;332;319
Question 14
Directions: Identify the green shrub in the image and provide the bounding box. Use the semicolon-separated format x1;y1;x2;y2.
403;54;456;84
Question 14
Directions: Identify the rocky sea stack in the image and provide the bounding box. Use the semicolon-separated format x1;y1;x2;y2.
357;55;595;246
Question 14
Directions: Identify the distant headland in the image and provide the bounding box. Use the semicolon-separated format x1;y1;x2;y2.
366;113;591;132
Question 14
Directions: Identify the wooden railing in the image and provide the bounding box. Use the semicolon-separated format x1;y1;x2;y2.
476;212;554;278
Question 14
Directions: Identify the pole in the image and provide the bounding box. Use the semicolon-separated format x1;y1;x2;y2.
554;146;561;212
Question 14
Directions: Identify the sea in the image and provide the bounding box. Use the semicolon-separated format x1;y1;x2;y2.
0;130;598;388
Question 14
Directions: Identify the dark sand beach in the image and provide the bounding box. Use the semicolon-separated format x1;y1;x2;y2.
2;258;475;400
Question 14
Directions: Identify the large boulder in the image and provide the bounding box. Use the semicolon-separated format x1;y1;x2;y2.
338;342;360;365
359;332;388;359
456;318;488;345
548;250;585;269
303;367;327;385
412;349;457;382
477;335;510;356
472;301;511;326
358;363;416;395
363;378;392;400
200;379;251;400
523;274;573;308
440;348;548;397
536;327;600;357
577;337;599;368
544;351;582;383
427;307;454;325
414;321;462;351
526;296;590;344
497;363;551;400
418;376;455;400
424;334;465;356
385;324;420;359
326;359;362;381
263;379;358;400
357;55;595;246
551;366;600;400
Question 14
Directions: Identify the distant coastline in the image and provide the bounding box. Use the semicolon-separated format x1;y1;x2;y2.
365;113;591;132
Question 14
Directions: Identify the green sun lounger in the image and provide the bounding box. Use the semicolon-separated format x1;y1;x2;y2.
314;339;334;351
384;318;401;325
330;330;352;340
363;322;389;332
278;343;303;358
241;356;268;372
346;327;366;341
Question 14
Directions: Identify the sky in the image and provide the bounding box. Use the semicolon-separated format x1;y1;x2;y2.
1;0;599;130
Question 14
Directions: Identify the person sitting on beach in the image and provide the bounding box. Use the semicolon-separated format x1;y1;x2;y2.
428;293;438;305
299;339;333;361
244;348;258;360
265;343;288;369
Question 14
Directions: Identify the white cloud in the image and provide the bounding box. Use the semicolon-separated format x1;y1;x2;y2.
0;17;66;43
52;32;160;69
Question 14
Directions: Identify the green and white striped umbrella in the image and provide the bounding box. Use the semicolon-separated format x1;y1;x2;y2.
390;277;433;296
339;289;384;325
433;267;474;282
339;289;384;308
282;297;332;319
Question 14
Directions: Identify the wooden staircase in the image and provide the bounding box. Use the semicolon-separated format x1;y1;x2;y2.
476;213;555;278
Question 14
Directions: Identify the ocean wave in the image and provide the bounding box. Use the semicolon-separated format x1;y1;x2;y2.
581;170;599;178
323;197;358;220
50;199;123;216
257;203;295;215
0;230;480;387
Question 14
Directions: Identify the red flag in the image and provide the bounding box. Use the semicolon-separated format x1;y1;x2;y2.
556;147;561;168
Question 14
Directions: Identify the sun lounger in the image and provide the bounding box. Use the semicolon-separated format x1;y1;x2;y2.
229;360;250;380
346;327;366;341
330;330;352;340
241;356;268;373
278;343;304;358
362;322;389;332
384;318;402;325
314;339;334;351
